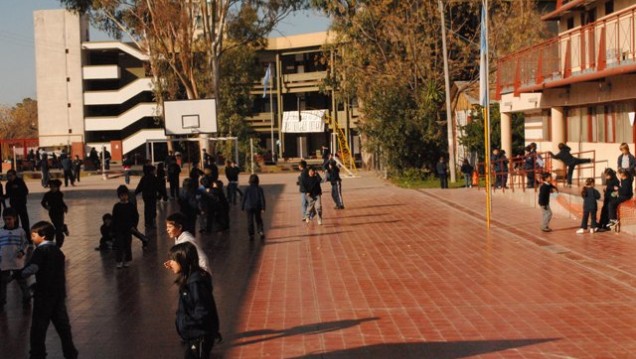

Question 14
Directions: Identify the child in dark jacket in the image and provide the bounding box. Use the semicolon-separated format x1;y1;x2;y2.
577;178;601;234
135;165;160;228
598;168;620;231
608;168;634;230
112;185;140;268
165;242;221;359
241;174;266;240
538;172;558;232
40;179;69;248
21;221;78;359
303;167;323;225
95;213;114;251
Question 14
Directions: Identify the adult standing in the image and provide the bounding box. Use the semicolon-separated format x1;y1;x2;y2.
89;147;99;170
436;157;448;189
617;142;636;181
5;170;30;231
40;153;50;189
60;155;75;187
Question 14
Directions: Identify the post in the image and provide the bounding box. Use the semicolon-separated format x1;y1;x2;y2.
101;145;107;180
250;138;255;175
269;63;275;161
12;146;17;172
439;0;456;183
234;138;239;167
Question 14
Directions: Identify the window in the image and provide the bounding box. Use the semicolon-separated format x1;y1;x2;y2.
616;103;634;143
567;17;575;30
593;106;605;142
605;1;614;16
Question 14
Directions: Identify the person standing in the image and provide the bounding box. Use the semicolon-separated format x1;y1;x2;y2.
576;178;601;234
20;221;78;359
598;168;620;232
225;160;242;205
168;157;182;200
135;165;160;228
178;178;199;234
538;172;558;232
122;155;133;185
5;170;30;232
103;149;111;170
549;143;592;187
241;174;266;240
303;167;323;225
297;160;310;221
72;155;82;183
327;160;345;209
0;208;31;309
436;157;448;189
460;159;473;188
112;185;139;268
41;180;69;248
156;163;169;202
40;153;50;188
608;168;634;230
165;212;210;274
164;242;221;359
60;155;74;187
89;147;99;170
617;143;636;181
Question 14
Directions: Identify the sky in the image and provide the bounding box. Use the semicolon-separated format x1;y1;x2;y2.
0;0;331;106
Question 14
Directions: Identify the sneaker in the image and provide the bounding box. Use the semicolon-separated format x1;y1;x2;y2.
318;218;323;225
259;232;265;240
541;228;552;232
608;220;618;227
124;261;131;268
142;240;149;249
306;217;310;224
63;225;69;236
116;262;123;269
590;227;598;233
576;228;585;234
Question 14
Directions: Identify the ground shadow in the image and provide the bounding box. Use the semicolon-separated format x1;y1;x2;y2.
344;219;401;227
267;231;350;240
290;338;559;359
349;203;403;210
231;317;379;347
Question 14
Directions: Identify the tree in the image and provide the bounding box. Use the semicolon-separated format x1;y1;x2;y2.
0;98;38;139
313;0;548;175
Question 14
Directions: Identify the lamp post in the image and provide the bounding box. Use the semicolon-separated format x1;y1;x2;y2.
439;0;456;183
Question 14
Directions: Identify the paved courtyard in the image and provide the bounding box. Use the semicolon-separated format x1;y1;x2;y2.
2;171;636;358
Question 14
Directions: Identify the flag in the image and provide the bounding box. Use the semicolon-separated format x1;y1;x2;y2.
262;63;272;98
479;0;488;107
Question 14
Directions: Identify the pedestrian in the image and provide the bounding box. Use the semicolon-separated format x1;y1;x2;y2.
598;168;619;232
0;175;6;210
5;169;30;232
72;155;82;183
577;178;601;234
303;167;323;225
60;155;75;187
297;160;310;221
135;165;160;229
617;142;636;181
165;212;210;274
241;174;266;240
0;208;31;309
89;147;99;170
321;146;330;169
525;143;544;188
20;221;78;359
95;213;114;251
210;180;229;232
538;172;558;232
112;185;140;268
436;157;448;189
103;149;111;170
608;168;634;230
549;143;592;187
178;178;199;234
40;153;50;188
122;155;133;185
156;163;169;202
164;242;221;359
498;150;510;189
167;156;182;199
225;160;242;205
327;160;345;209
41;180;69;248
460;159;473;188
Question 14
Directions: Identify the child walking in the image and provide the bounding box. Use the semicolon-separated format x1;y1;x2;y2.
164;242;221;359
303;167;323;225
20;221;78;359
577;178;601;234
112;185;139;268
538;172;558;232
0;208;31;308
241;174;266;240
40;179;69;248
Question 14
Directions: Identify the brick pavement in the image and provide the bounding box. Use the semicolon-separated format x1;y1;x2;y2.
2;172;636;357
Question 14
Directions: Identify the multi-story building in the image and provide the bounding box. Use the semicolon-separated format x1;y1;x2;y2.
497;0;636;180
34;9;359;162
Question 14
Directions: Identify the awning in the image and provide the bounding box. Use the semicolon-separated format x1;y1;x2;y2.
282;110;326;133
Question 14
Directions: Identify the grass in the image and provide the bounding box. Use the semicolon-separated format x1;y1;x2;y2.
391;176;473;189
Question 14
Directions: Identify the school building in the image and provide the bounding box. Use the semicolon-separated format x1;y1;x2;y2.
497;0;636;180
34;9;360;162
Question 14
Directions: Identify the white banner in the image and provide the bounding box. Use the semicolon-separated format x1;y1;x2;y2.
282;110;326;133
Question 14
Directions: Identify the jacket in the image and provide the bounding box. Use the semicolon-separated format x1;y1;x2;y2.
436;162;447;176
61;157;72;171
135;174;159;201
41;191;67;214
604;177;620;202
22;241;66;298
328;166;342;184
6;178;28;206
460;163;473;175
241;185;266;211
0;226;29;271
538;182;556;206
617;178;634;199
552;145;576;166
225;166;240;182
175;231;210;274
582;187;601;211
617;153;636;177
297;169;308;193
303;174;322;197
175;270;220;341
112;201;139;235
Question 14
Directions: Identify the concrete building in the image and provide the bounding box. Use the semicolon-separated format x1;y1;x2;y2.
34;9;359;162
497;0;636;181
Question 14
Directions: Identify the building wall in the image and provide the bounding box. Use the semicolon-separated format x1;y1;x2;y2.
34;10;87;148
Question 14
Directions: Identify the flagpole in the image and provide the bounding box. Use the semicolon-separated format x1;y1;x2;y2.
482;0;492;228
269;63;275;161
439;0;456;184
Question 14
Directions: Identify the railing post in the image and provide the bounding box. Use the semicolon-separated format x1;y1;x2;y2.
564;39;572;78
598;26;607;71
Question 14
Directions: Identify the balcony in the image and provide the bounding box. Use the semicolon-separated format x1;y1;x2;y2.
497;5;636;98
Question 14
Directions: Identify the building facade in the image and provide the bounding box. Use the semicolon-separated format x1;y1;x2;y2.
497;0;636;179
34;9;359;162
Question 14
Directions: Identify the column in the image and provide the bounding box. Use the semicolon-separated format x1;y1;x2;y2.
550;107;566;171
500;112;512;158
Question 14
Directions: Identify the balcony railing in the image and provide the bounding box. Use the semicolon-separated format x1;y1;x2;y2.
497;5;636;98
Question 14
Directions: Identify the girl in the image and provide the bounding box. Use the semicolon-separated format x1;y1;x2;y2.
617;143;636;180
241;174;266;240
608;168;634;230
164;242;221;359
577;178;600;234
598;168;619;232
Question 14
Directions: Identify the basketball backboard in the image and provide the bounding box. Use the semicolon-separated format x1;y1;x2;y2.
163;98;217;135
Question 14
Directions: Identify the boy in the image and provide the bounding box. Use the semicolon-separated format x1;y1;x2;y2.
165;212;211;274
5;169;30;231
0;208;31;308
20;221;78;359
297;160;309;221
41;179;69;248
112;185;140;268
538;172;558;232
135;165;159;229
327;160;345;209
225;160;242;205
303;167;323;225
95;213;114;251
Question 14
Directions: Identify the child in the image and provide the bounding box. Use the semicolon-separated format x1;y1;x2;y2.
598;168;620;232
225;160;242;205
95;213;114;251
538;172;558;232
303;167;323;225
156;163;169;202
577;178;601;234
241;174;266;240
297;160;310;221
20;221;78;359
112;185;139;268
40;179;69;248
135;165;159;228
0;208;31;308
164;242;221;358
327;160;345;210
608;168;634;230
165;212;210;274
5;169;30;231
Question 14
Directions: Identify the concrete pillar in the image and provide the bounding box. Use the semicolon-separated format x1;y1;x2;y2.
500;112;512;158
550;107;566;171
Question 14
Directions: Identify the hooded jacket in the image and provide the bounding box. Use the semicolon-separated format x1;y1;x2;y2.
175;270;220;340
